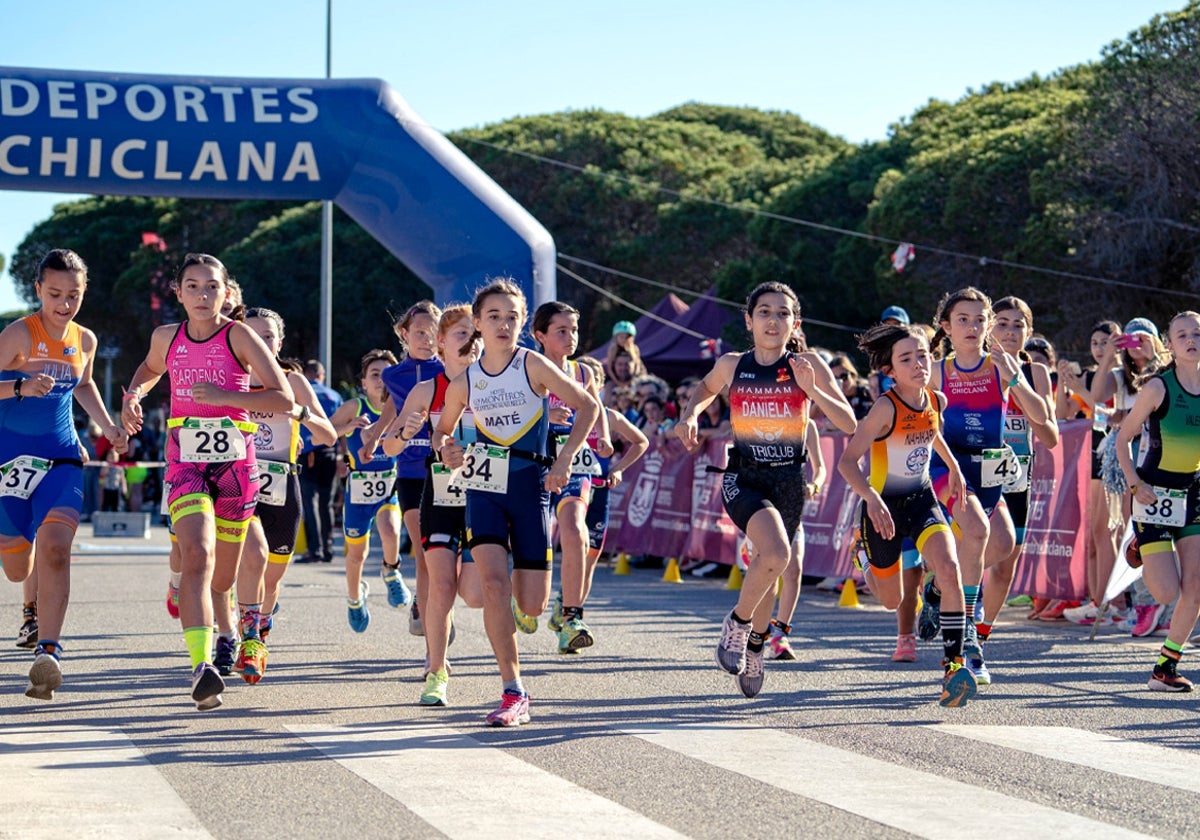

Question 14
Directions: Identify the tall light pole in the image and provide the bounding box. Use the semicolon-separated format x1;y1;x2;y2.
319;0;333;374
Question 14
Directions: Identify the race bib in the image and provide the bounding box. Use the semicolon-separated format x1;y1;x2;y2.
1132;486;1187;528
1004;415;1029;435
451;443;510;493
348;469;396;505
430;462;466;507
1002;455;1032;493
979;447;1018;488
256;460;290;506
178;417;248;463
161;480;171;516
558;435;602;477
0;456;51;500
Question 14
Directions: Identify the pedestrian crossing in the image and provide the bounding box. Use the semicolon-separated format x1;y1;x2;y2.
0;721;1177;838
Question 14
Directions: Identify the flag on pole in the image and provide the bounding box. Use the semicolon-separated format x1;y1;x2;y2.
890;242;915;272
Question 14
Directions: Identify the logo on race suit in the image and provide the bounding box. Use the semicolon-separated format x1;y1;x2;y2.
176;344;188;355
906;446;930;473
255;423;274;449
474;378;488;389
64;346;77;356
35;342;47;357
964;414;983;428
625;451;663;528
691;451;715;509
776;367;790;383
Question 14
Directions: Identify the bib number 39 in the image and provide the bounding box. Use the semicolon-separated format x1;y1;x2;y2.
1133;486;1188;528
0;456;51;500
349;469;396;504
178;418;247;464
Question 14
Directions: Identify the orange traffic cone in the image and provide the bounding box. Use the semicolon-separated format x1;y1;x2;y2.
726;565;743;591
614;553;631;576
837;578;862;609
662;558;684;583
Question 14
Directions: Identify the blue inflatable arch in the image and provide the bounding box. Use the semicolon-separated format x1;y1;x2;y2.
0;67;556;307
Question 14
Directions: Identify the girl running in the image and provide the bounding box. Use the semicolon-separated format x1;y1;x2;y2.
676;281;856;699
122;253;293;710
838;322;977;706
919;287;1048;686
532;302;613;653
328;350;402;634
235;307;336;681
0;249;129;701
1117;311;1200;691
432;279;599;726
976;297;1059;639
384;304;484;705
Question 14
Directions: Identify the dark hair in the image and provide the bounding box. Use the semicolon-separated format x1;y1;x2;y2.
244;306;285;343
1090;320;1120;337
463;277;527;349
173;253;244;320
359;348;398;382
745;281;802;353
304;359;325;379
1024;336;1055;364
36;248;88;284
857;323;929;373
931;286;992;358
532;301;579;346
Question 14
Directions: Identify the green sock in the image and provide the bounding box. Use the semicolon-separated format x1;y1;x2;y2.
183;625;213;669
1157;639;1184;668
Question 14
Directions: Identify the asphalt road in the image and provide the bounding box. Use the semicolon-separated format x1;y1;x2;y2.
1;526;1198;839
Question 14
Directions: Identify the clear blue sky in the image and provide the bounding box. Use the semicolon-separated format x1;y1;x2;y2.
0;0;1182;312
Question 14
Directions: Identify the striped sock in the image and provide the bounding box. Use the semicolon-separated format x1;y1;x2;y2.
941;611;966;662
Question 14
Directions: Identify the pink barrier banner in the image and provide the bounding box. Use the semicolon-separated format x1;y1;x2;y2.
606;420;1092;600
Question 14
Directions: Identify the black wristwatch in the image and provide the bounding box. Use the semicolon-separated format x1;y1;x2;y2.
296;404;311;422
13;378;23;401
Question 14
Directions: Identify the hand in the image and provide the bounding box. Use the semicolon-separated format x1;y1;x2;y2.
948;470;969;512
20;373;55;398
440;441;464;470
105;425;130;456
805;482;821;500
1131;481;1156;506
990;348;1020;382
607;468;624;488
548;405;573;426
190;381;227;406
121;395;144;434
596;437;614;459
398;409;428;443
865;493;895;540
545;459;571;494
788;355;816;391
673;417;699;450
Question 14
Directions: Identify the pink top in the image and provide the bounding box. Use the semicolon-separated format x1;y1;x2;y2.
166;321;251;422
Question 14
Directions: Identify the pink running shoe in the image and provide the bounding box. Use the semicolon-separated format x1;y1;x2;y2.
891;634;918;663
486;690;531;727
1131;604;1167;638
166;582;180;620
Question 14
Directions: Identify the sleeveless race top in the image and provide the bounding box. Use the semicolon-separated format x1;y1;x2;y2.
938;353;1008;451
466;347;548;471
547;359;600;460
167;322;251;422
249;387;299;463
428;372;477;447
869;387;939;495
381;355;443;479
1137;369;1200;488
346;397;396;473
727;352;810;467
0;315;85;461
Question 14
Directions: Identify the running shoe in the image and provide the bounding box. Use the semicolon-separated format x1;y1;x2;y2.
891;633;918;663
1063;602;1099;624
191;662;225;711
235;638;268;684
213;635;237;677
940;658;978;708
258;614;273;643
511;595;538;634
1125;535;1143;569
962;623;991;686
558;615;594;651
547;593;565;633
419;668;449;707
25;647;62;701
917;580;940;641
1148;663;1193;692
1026;597;1052;619
715;611;750;675
766;624;796;661
16;610;38;649
348;580;370;633
381;564;413;609
1005;594;1033;608
166;582;180;619
738;647;765;698
409;598;424;636
1036;599;1077;622
486;689;531;726
1131;603;1167;638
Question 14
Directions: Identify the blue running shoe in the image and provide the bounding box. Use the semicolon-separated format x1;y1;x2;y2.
381;564;413;609
213;635;237;677
940;658;978;707
348;581;370;633
917;579;941;642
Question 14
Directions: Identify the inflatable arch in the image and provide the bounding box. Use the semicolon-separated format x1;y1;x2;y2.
0;67;556;307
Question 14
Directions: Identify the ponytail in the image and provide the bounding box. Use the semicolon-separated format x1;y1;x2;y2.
459;328;482;357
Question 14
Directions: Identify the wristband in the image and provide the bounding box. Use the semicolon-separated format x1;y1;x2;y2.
398;428;413;443
1008;374;1021;389
13;378;22;401
122;390;140;402
296;404;311;422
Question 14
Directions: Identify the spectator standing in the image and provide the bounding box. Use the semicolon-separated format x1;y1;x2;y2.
297;360;343;563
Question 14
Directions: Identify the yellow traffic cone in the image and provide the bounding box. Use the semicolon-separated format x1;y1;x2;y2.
726;565;743;591
837;578;862;609
662;558;684;583
614;553;631;576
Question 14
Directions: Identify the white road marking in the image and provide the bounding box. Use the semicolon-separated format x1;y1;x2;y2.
0;727;213;839
287;724;687;839
624;724;1157;840
930;724;1200;792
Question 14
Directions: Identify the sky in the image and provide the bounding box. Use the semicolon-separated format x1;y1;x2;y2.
0;0;1183;312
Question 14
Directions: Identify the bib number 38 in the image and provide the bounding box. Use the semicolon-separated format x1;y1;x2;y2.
1132;486;1188;528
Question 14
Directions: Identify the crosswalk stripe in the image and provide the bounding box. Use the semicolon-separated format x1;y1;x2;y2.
929;724;1200;793
624;724;1158;840
286;724;687;839
0;727;213;839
